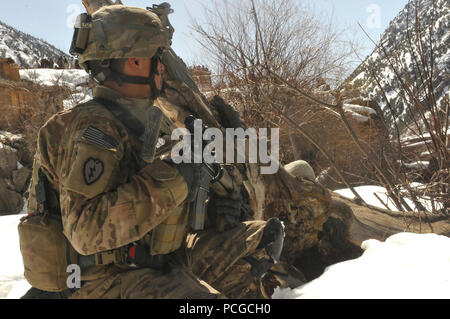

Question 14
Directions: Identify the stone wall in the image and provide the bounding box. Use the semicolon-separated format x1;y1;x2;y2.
0;58;20;81
0;80;65;132
0;81;35;132
0;132;30;215
189;66;213;93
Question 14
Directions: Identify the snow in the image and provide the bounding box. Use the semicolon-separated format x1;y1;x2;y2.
350;71;366;83
402;161;429;169
0;131;24;144
343;104;377;116
63;91;93;110
342;103;377;123
334;185;403;211
19;69;89;90
344;110;369;123
0;203;30;299
18;68;93;110
272;232;450;299
334;184;443;212
401;128;450;144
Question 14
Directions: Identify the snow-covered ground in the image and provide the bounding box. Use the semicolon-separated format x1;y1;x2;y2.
335;184;443;212
19;69;89;90
335;185;416;211
271;185;450;299
0;186;448;299
19;68;93;109
273;231;450;299
0;203;30;299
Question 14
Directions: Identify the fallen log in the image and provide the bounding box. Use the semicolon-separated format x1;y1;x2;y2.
284;163;449;281
330;192;450;245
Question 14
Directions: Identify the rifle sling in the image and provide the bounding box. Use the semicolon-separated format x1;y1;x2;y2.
94;98;145;139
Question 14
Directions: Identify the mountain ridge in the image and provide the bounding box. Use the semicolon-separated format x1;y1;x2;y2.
343;0;449;132
0;20;70;68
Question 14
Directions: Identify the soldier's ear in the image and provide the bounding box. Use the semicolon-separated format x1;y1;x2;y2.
124;58;151;77
127;58;140;69
127;58;150;71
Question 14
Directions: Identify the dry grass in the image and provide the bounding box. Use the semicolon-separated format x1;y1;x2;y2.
0;79;68;165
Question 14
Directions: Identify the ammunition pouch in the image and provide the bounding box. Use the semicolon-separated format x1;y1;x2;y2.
19;166;79;292
18;213;79;292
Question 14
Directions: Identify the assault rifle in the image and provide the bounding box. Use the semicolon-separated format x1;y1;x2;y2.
183;115;223;231
140;107;223;231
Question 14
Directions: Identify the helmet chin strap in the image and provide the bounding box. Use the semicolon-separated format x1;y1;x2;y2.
109;72;160;100
108;52;163;100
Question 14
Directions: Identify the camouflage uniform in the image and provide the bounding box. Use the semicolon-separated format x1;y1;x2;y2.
27;85;269;298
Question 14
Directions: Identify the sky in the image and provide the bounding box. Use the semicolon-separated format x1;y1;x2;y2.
0;0;410;66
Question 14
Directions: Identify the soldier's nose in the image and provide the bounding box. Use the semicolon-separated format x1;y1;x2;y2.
159;61;165;74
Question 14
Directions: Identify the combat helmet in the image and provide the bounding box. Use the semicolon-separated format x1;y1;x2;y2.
70;3;174;95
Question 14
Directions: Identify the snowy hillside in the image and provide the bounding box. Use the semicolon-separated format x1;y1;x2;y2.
0;20;70;68
346;0;449;131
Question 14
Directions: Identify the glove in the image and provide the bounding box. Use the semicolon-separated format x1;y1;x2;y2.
209;195;242;232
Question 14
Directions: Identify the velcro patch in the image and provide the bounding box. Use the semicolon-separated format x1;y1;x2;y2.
82;126;119;151
83;158;104;185
64;142;118;199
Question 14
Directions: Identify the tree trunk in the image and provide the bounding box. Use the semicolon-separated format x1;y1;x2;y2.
293;189;450;282
329;192;450;245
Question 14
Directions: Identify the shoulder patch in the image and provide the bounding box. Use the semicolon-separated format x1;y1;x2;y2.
82;126;119;151
83;158;104;185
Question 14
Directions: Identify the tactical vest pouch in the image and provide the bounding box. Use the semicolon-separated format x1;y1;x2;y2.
18;214;78;292
150;205;189;255
140;160;189;255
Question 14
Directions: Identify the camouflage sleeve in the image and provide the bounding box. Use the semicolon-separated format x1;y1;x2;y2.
37;109;188;256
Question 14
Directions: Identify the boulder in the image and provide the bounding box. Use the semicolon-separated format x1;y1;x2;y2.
0;142;18;178
12;166;31;193
0;131;30;166
0;178;23;215
284;160;316;181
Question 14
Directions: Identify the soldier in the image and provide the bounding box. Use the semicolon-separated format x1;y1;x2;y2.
20;5;284;299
